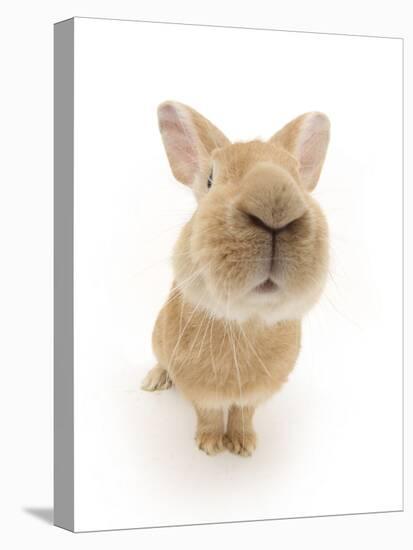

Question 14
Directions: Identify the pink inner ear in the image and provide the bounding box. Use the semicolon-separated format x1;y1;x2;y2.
300;132;325;169
158;104;199;185
297;114;329;189
162;118;198;166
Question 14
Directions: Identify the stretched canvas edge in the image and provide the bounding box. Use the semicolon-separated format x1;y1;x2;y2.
53;17;75;532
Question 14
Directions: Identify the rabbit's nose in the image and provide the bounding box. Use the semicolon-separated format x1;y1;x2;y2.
245;212;290;236
239;162;307;232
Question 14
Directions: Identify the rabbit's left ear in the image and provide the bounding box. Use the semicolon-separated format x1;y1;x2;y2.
270;112;330;191
157;101;230;187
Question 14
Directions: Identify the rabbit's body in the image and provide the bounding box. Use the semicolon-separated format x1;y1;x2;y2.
142;101;330;456
152;286;301;409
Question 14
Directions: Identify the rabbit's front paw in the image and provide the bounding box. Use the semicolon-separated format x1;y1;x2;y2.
141;365;172;392
196;431;225;456
224;430;257;457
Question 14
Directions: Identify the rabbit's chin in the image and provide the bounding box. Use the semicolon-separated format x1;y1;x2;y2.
179;276;325;325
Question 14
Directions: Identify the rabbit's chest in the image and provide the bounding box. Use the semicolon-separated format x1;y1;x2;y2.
153;295;301;407
169;322;300;407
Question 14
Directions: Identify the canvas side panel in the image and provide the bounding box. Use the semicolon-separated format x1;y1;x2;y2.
53;18;75;532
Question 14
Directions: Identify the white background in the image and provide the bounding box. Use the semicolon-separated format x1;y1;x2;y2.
0;1;411;549
73;18;402;532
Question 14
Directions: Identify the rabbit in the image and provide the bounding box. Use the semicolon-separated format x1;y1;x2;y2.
141;101;330;457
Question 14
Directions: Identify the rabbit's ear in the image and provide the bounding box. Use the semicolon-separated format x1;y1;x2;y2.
271;112;330;191
157;101;230;186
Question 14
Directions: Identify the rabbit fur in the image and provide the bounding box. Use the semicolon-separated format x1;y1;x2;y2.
141;101;330;457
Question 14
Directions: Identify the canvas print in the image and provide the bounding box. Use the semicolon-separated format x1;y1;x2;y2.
54;17;403;532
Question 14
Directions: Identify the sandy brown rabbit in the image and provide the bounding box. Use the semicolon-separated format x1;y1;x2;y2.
141;101;330;457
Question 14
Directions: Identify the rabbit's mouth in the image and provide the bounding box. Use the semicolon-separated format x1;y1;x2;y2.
254;278;278;294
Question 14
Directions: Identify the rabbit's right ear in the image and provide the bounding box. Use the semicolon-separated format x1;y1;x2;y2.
270;112;330;191
157;101;230;186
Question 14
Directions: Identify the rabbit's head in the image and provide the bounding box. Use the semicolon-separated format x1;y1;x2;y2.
158;101;330;324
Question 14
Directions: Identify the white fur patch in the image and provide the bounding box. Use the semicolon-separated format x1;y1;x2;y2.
179;270;326;326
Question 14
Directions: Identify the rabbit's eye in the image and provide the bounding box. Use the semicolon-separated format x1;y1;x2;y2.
207;170;213;189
